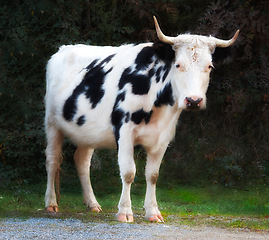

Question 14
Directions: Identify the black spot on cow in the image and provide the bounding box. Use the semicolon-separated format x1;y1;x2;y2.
84;68;107;108
131;109;153;124
125;112;130;123
115;91;126;104
63;54;115;122
154;83;175;107
152;42;174;83
63;84;86;121
111;108;131;144
77;115;86;126
153;41;175;64
118;43;174;95
111;91;127;143
155;66;163;83
111;108;125;143
149;68;156;79
135;46;155;71
85;59;99;70
99;54;116;66
119;67;152;95
162;63;171;82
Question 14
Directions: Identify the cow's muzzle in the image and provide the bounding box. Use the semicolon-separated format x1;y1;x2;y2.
185;97;203;110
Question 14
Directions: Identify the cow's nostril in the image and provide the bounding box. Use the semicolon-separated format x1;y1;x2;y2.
186;102;192;108
185;97;203;110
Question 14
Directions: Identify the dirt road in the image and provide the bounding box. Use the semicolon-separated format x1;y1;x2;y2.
1;218;268;240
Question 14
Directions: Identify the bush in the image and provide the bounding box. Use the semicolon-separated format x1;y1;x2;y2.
0;0;268;186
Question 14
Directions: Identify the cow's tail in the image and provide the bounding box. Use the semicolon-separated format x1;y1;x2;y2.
55;154;63;206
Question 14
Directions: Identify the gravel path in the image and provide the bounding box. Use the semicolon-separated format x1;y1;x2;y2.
1;218;269;240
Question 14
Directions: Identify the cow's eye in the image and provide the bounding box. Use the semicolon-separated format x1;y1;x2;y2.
176;64;180;69
208;64;214;70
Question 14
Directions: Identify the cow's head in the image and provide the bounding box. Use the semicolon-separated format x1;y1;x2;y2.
153;16;239;110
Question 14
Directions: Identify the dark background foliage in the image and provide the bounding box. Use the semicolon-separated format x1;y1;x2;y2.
0;0;268;187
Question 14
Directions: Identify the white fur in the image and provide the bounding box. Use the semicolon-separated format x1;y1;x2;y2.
45;35;216;222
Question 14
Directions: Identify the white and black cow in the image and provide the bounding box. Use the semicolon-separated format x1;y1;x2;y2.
45;17;239;222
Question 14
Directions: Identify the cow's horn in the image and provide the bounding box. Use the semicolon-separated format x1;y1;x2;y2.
153;16;175;45
212;30;240;48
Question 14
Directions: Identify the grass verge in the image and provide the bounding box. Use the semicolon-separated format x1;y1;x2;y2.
0;181;268;231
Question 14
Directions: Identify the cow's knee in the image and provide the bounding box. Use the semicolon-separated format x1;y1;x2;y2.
124;172;135;184
150;173;159;185
146;171;159;185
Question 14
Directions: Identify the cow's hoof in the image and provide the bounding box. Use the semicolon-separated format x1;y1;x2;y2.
45;206;59;213
148;214;164;223
90;206;102;213
116;213;134;222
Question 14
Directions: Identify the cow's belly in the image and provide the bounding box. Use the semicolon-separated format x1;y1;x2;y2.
53;98;117;148
57;118;117;148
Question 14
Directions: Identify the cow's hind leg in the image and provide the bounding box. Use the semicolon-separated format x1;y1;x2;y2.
45;126;63;213
144;144;168;222
74;146;101;212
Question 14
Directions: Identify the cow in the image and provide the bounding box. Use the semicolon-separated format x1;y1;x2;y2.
44;16;239;222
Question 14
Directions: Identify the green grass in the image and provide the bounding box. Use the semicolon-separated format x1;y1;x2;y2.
157;185;269;217
1;181;269;230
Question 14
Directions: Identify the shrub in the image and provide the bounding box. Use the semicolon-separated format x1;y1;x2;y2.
0;0;268;187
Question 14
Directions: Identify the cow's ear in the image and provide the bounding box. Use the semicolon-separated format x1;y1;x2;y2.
153;41;175;63
208;42;216;54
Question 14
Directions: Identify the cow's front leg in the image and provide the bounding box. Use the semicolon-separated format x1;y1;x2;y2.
144;144;168;222
116;128;136;222
74;146;101;212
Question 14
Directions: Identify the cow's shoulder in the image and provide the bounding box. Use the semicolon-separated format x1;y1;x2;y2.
153;41;175;63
